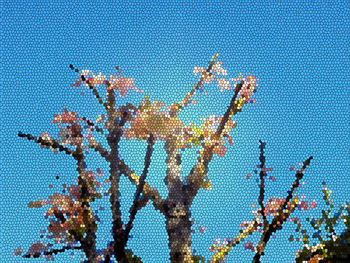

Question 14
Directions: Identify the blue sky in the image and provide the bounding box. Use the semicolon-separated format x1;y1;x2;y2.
2;0;349;262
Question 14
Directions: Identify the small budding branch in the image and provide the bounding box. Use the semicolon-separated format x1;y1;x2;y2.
210;141;313;263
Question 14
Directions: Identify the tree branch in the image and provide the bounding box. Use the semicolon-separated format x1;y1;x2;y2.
88;141;156;214
105;96;146;262
118;158;165;213
70;64;109;111
124;134;155;244
170;53;219;117
215;81;244;137
252;156;313;263
185;81;244;204
210;217;260;263
73;145;98;261
19;130;99;260
23;245;82;258
163;137;183;204
19;130;98;261
88;141;110;160
18;132;75;156
106;112;127;262
51;209;82;243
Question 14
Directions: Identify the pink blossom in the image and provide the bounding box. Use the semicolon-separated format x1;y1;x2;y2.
193;67;205;74
299;201;309;210
212;61;228;76
67;185;81;200
109;76;139;96
264;198;289;217
13;248;23;256
213;144;228;157
244;241;255;252
239;83;254;98
52;108;79;124
309;201;317;208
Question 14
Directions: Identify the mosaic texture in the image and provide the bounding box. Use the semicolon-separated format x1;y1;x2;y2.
2;1;349;262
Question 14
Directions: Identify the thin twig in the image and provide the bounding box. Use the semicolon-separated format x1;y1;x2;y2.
258;140;267;222
209;217;260;263
70;64;109;111
18;132;75;156
80;116;104;134
215;81;245;137
23;245;82;258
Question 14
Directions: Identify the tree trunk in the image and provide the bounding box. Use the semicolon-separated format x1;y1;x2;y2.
164;139;193;262
165;201;193;263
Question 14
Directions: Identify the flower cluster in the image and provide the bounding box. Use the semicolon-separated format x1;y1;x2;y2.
212;61;228;76
264;198;290;217
176;115;236;157
193;60;259;98
50;107;100;148
71;70;106;86
124;95;183;141
209;237;231;262
51;107;86;147
52;108;79;124
264;196;311;218
234;75;257;110
108;75;142;96
72;69;144;97
193;66;216;84
244;240;256;252
28;192;85;245
27;170;102;245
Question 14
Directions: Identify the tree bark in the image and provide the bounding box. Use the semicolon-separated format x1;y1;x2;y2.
164;139;194;262
164;201;193;263
75;147;98;262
